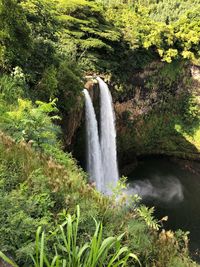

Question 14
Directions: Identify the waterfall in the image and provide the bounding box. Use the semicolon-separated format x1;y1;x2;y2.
83;89;102;192
97;77;119;194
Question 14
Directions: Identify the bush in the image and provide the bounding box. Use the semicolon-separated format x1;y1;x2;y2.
0;98;61;148
0;67;26;104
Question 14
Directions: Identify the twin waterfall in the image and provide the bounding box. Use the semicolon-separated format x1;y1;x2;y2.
83;89;102;192
83;77;119;195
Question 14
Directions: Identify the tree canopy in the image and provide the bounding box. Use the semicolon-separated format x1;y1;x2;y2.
0;0;200;106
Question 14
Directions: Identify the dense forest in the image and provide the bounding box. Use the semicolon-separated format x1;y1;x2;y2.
0;0;200;266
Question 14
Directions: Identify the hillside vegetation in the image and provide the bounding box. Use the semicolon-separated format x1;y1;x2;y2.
0;131;197;266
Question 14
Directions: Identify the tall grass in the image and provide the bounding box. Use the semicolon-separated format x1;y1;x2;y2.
0;206;140;267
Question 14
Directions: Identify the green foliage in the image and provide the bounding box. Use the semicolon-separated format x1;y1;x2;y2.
0;252;18;267
0;0;84;110
111;176;141;209
177;93;200;135
0;67;26;103
0;1;199;266
56;0;120;45
137;205;160;230
0;151;54;264
0;0;200;107
105;1;200;63
147;0;200;24
0;0;31;68
27;37;58;87
57;61;83;111
0;206;140;267
55;0;121;73
155;229;197;267
0;133;85;265
118;89;200;158
0;131;197;266
36;66;58;100
0;98;61;147
1;0;200;107
20;0;57;40
19;0;58;84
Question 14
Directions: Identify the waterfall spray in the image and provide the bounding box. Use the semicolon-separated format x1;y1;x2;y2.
97;77;119;194
83;89;102;191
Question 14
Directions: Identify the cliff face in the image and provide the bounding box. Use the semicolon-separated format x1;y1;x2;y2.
115;61;200;165
64;61;200;168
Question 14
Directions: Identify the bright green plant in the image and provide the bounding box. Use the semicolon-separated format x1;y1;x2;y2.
0;67;25;104
112;176;141;209
137;205;160;230
0;206;140;267
0;98;61;147
106;1;200;63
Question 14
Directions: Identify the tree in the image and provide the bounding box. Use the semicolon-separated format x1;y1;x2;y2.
0;0;31;69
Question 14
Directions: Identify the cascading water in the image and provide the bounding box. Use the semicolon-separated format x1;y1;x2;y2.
97;77;119;194
83;89;102;192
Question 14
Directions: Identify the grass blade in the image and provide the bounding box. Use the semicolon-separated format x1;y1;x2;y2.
0;252;18;267
40;231;45;267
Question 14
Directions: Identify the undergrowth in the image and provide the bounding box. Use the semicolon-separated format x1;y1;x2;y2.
0;132;197;266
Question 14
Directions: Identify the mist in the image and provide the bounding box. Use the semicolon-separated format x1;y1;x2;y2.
128;176;184;204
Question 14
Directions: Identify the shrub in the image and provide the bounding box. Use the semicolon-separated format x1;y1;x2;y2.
0;98;61;148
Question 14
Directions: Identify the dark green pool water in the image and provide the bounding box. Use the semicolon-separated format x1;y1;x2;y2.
128;157;200;260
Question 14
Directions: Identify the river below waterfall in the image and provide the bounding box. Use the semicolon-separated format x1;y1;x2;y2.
128;157;200;261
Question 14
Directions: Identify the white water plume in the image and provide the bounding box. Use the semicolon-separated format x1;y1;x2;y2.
97;77;119;194
83;89;102;191
128;176;184;204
